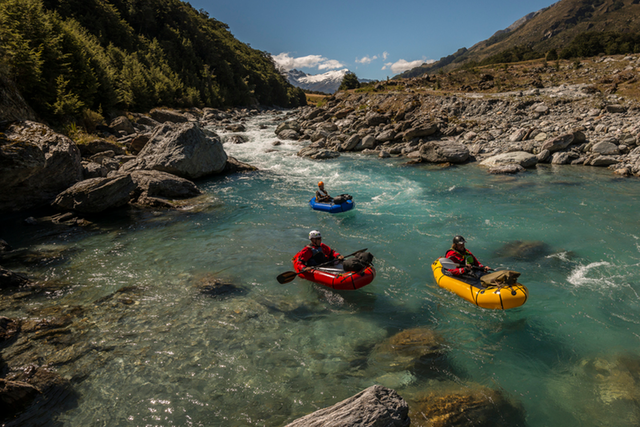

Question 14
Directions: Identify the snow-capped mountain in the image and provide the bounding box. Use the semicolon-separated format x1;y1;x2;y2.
285;68;350;94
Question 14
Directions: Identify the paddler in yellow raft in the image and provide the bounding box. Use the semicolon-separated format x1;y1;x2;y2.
432;235;529;310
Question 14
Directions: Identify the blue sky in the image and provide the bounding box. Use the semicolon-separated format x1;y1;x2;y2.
187;0;558;81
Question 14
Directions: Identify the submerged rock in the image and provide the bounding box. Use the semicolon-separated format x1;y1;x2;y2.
369;327;447;373
192;275;246;299
0;317;21;341
285;385;410;427
408;385;525;427
548;354;640;426
494;240;552;259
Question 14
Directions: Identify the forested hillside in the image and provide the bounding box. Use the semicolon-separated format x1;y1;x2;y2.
0;0;305;124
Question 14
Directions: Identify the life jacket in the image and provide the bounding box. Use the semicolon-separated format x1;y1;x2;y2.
451;248;475;266
317;188;329;198
306;245;328;266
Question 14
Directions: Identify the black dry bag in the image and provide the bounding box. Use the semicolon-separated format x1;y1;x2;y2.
343;251;374;272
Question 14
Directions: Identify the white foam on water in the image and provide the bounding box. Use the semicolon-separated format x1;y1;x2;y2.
567;261;614;287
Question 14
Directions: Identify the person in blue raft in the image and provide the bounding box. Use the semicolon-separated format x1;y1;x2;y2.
311;181;354;213
316;181;332;203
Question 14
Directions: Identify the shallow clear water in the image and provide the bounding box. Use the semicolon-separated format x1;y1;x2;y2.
2;113;640;426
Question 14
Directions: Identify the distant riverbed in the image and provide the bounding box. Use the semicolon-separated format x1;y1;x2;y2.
2;113;640;426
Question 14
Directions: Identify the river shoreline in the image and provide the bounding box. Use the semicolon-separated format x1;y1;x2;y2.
2;78;640;424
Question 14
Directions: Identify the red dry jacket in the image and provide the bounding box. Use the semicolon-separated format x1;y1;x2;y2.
444;248;484;276
293;244;341;272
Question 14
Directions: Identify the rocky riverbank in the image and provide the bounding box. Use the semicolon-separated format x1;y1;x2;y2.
275;67;640;178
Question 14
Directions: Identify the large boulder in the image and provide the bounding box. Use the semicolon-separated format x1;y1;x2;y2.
419;141;469;163
401;123;438;141
120;123;227;179
591;140;619;155
285;385;410;427
129;170;201;200
480;151;538;168
52;175;136;213
541;133;574;153
0;121;82;212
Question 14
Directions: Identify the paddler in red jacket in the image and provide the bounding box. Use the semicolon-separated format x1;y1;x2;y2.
444;235;491;276
294;230;344;273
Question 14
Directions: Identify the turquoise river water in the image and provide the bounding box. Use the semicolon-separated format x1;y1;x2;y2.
2;113;640;426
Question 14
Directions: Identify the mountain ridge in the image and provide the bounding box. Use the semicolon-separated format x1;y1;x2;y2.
284;69;373;94
397;0;640;78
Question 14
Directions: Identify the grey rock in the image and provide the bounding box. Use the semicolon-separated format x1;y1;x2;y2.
537;149;551;163
419;141;469;164
591;141;619;155
109;116;136;135
356;135;377;151
227;135;247;144
401;123;438;141
76;138;125;156
130;170;201;201
135;115;160;127
541;133;574;153
150;109;188;123
222;157;259;174
120;123;227;179
590;156;619;166
225;124;246;132
297;147;340;160
606;105;627;114
130;134;151;154
480;151;538;168
509;128;528;142
0;121;83;212
341;134;361;151
375;129;397;143
52;175;136;213
285;385;409;427
82;161;109;179
275;121;301;134
277;129;300;140
551;152;572;165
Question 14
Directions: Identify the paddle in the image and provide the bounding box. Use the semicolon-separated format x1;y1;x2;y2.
277;248;368;284
438;257;493;272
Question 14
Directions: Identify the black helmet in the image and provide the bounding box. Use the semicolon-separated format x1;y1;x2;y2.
453;235;466;244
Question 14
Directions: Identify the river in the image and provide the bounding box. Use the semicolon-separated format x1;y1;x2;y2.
2;112;640;426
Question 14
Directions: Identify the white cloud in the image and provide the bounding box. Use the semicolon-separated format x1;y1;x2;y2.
382;58;433;74
318;59;346;70
272;53;345;71
383;51;389;60
356;55;378;65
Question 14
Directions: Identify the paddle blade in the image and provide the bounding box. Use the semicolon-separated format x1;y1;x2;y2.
438;257;458;270
277;271;298;284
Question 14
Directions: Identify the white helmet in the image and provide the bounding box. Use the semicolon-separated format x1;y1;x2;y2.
309;230;322;239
